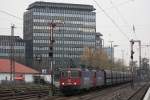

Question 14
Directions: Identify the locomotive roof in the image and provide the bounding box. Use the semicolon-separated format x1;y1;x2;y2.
59;68;104;71
59;68;130;73
59;68;82;71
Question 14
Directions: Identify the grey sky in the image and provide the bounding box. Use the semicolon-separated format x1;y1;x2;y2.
0;0;150;65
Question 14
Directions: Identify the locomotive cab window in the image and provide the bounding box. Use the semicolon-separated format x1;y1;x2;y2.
61;69;80;78
61;71;68;77
71;70;79;77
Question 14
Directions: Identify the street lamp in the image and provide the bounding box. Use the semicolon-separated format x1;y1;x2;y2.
113;45;119;63
109;41;119;64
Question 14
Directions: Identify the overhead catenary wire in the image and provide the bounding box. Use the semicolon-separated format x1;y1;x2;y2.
109;0;131;30
0;27;22;29
0;10;23;33
96;0;134;14
93;0;130;40
109;0;139;40
0;10;22;20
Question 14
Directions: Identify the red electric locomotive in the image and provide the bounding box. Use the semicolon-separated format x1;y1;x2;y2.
59;68;81;94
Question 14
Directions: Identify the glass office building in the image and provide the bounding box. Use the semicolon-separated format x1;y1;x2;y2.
0;35;25;64
24;1;102;72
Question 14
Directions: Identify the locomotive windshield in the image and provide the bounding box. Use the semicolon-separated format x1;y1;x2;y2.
61;71;68;77
70;70;79;77
61;70;80;78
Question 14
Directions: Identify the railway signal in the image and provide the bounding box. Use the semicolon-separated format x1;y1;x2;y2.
130;40;134;59
48;19;64;96
130;39;141;89
48;21;56;96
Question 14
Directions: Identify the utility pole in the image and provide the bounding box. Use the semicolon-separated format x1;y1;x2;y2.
10;24;15;81
121;49;125;66
138;41;142;81
139;41;141;68
102;39;104;48
109;41;114;64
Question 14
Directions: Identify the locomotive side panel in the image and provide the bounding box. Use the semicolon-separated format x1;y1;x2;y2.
112;71;117;85
105;70;112;85
96;70;105;87
80;69;91;90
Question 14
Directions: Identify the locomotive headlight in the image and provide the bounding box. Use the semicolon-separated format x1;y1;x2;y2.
62;82;64;85
73;82;77;85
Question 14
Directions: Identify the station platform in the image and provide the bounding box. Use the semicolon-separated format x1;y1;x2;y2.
143;87;150;100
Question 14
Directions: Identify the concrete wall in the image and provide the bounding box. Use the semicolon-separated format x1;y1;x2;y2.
0;73;34;83
24;74;34;83
0;73;10;83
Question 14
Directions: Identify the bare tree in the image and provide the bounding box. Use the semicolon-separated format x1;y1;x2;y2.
81;47;128;70
81;47;94;68
81;48;111;69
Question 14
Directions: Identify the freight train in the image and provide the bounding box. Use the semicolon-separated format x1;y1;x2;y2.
59;68;132;94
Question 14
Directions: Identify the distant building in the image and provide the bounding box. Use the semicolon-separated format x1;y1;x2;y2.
95;32;103;49
0;59;39;84
0;35;25;64
103;47;114;61
24;1;103;71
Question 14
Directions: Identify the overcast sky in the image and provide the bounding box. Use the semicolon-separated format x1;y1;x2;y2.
0;0;150;65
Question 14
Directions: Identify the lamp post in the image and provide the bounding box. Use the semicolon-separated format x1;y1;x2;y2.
109;41;119;64
109;41;114;64
113;45;119;63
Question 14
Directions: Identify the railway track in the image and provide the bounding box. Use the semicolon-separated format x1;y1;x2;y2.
0;85;50;100
72;83;130;100
127;83;149;100
47;83;130;100
1;83;147;100
46;82;148;100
